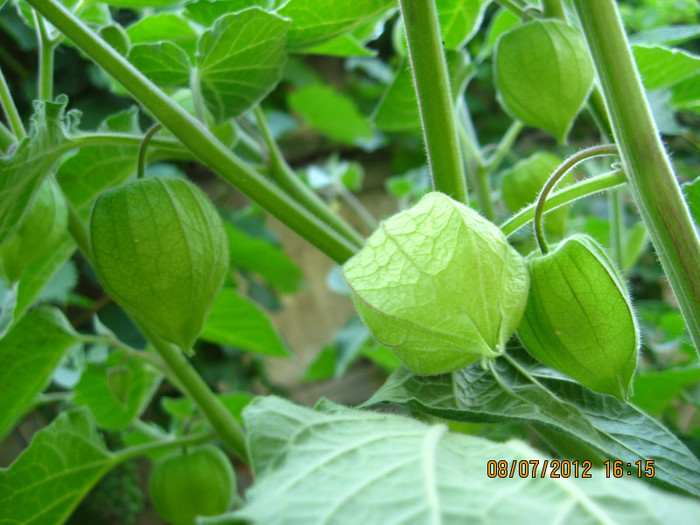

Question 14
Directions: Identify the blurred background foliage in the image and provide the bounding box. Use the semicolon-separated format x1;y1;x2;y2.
0;0;698;523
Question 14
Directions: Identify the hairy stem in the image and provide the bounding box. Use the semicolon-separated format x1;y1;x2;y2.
501;169;626;237
399;0;468;203
253;106;365;248
25;0;357;264
0;66;26;139
534;145;618;254
572;0;700;350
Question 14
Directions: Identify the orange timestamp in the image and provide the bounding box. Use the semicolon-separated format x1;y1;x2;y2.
486;459;592;479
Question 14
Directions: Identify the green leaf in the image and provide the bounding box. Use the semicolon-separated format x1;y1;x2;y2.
57;107;141;213
230;396;700;524
197;8;289;121
306;33;376;57
99;23;130;56
73;350;162;430
364;349;700;497
89;0;182;7
128;41;191;89
373;51;474;132
437;0;489;49
621;221;648;271
277;0;396;52
629;25;700;46
0;97;75;246
126;13;199;59
671;74;700;113
161;392;253;425
372;61;421;131
494;20;594;143
0;307;79;441
633;45;700;90
288;83;372;144
632;364;700;417
478;7;519;60
14;238;76;318
201;287;289;356
0;408;115;525
184;0;276;27
225;222;302;292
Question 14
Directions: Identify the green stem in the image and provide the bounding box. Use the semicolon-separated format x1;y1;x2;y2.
399;0;468;203
0;121;15;153
34;11;55;100
0;66;26;139
253;106;365;248
334;182;379;232
137;123;163;179
484;120;524;173
26;0;357;264
609;189;624;268
71;132;180;149
588;88;613;141
190;67;208;124
572;0;700;350
494;0;525;18
501;169;626;236
541;0;565;19
114;431;215;463
141;326;248;462
473;166;495;221
534;144;618;254
66;200;90;253
31;391;74;408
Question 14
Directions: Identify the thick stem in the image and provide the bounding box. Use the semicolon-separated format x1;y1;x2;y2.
25;0;357;264
34;11;55;100
534;145;619;254
0;66;26;139
399;0;468;203
253;106;365;247
572;0;700;350
501;169;626;237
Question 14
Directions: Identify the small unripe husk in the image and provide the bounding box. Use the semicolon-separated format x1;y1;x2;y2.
89;177;228;353
343;192;530;375
0;178;68;283
517;234;639;399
